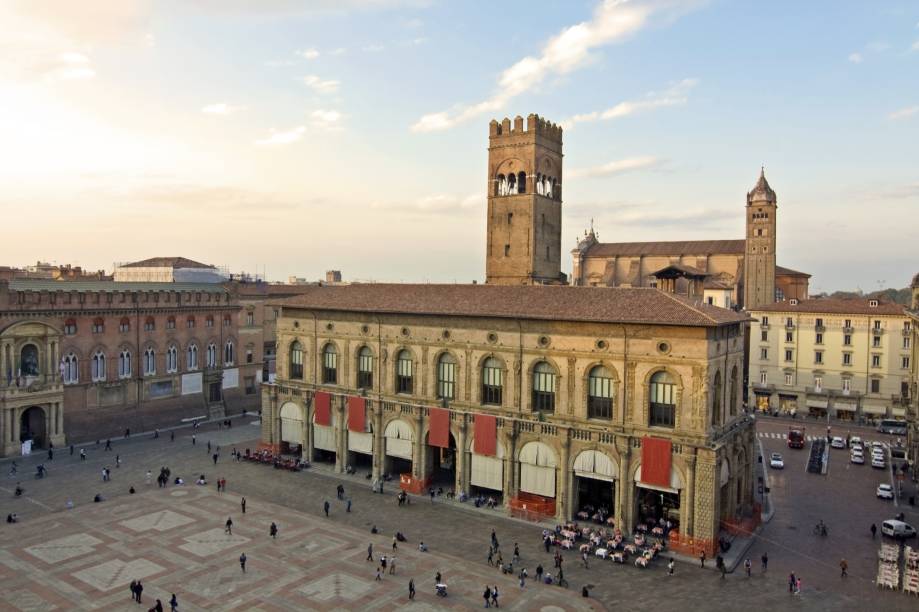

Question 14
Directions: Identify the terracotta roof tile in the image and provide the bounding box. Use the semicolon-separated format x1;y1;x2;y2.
775;265;810;278
121;257;214;269
584;239;746;258
274;284;749;327
751;298;906;316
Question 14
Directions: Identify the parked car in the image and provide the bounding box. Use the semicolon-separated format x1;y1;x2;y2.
850;436;862;447
872;441;885;450
831;436;846;449
877;483;894;499
850;452;865;465
769;453;784;469
872;456;887;469
881;520;917;539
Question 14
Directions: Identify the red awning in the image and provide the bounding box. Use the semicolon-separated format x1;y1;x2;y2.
473;414;497;456
641;437;672;489
347;396;366;432
428;407;450;448
314;391;331;426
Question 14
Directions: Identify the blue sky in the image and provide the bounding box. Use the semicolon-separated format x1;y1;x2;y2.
0;0;916;292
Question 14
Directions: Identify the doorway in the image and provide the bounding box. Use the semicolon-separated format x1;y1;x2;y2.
20;406;47;448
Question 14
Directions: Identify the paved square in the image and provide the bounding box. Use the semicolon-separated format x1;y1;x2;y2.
120;510;195;533
179;527;250;557
72;558;165;591
25;533;104;564
297;572;374;602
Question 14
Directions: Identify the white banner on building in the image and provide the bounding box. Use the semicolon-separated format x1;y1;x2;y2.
222;368;239;389
182;372;203;395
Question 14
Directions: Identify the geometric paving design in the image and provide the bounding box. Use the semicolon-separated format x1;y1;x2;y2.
120;509;195;532
178;527;250;557
297;572;374;602
5;590;51;612
72;558;165;591
24;533;104;564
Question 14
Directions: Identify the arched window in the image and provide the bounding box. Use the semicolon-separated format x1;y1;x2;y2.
166;345;178;373
536;172;544;195
64;318;77;335
206;343;217;368
395;349;413;394
712;370;723;426
481;357;503;405
495;173;506;196
224;340;234;366
437;353;457;400
649;371;676;428
205;315;214;328
166;316;176;330
92;317;104;334
144;316;155;332
119;317;130;333
322;344;338;384
91;351;106;382
729;366;738;416
223;314;232;327
62;353;78;384
118;350;132;378
20;344;39;376
357;346;373;389
187;344;198;371
588;365;613;419
532;361;557;413
517;171;526;194
186;316;195;329
507;173;517;195
144;347;156;376
289;341;303;379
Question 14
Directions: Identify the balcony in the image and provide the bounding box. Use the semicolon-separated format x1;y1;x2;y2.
903;328;912;337
872;327;884;336
785;323;795;330
806;386;828;395
760;321;770;330
815;325;826;332
842;326;854;334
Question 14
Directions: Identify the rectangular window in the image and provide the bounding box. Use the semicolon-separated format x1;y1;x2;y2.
246;350;253;364
871;379;880;393
648;382;674;427
903;357;910;370
760;371;767;385
246;312;254;326
760;348;768;360
843;352;852;366
785;331;793;343
842;378;851;392
814;376;822;391
396;356;413;394
92;323;104;334
761;331;768;342
482;365;503;405
762;316;769;326
322;351;337;384
588;375;613;420
904;337;911;350
873;335;881;348
815;333;823;345
785;317;793;328
874;320;881;329
784;373;792;386
245;376;256;395
533;371;556;413
144;321;155;331
843;334;852;346
785;349;793;362
844;319;851;328
358;353;373;390
437;361;456;400
187;318;195;329
814;351;823;364
815;318;823;328
872;354;881;368
504;245;510;257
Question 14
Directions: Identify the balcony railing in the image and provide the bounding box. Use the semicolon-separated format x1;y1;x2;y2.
872;327;884;335
903;328;912;337
815;325;826;332
785;323;795;330
806;386;828;395
842;326;854;334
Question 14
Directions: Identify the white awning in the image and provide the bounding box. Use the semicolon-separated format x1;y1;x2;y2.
834;402;856;411
891;406;906;417
470;455;503;491
313;424;336;451
636;465;683;493
385;419;414;459
280;402;303;444
348;431;373;454
573;450;618;482
862;404;888;415
806;399;828;409
520;464;556;498
518;441;557;467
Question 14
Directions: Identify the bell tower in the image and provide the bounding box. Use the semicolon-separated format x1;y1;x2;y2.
485;114;563;285
743;168;777;309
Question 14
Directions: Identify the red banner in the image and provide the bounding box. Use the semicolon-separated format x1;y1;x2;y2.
428;407;450;448
347;396;366;432
314;391;331;426
641;437;672;489
473;414;497;456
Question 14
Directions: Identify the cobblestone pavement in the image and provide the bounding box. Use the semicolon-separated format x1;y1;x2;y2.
1;420;916;611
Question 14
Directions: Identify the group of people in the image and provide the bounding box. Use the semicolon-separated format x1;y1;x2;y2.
128;579;179;611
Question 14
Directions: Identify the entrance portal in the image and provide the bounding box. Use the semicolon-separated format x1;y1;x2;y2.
20;406;46;448
426;432;456;491
576;477;615;521
636;487;680;531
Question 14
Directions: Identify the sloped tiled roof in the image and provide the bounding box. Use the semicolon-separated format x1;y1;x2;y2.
8;280;227;293
775;265;810;278
584;239;746;258
120;257;214;269
274;284;749;327
752;298;906;316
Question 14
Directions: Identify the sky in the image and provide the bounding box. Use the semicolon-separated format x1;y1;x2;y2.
0;0;917;293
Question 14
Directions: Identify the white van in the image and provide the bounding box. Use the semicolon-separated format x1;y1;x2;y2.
881;520;917;539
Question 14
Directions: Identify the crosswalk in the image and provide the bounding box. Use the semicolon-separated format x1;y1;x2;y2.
756;431;890;448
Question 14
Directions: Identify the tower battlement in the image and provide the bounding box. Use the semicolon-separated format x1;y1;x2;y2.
489;114;563;145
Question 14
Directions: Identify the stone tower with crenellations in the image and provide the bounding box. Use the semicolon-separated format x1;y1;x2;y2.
485;114;565;285
743;168;778;309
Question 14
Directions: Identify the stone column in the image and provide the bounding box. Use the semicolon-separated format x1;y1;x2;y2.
503;427;517;506
372;401;383;482
56;402;63;436
455;413;467;496
618;443;632;533
302;399;311;462
684;452;696;538
335;398;346;473
413;413;425;480
12;408;21;447
557;429;571;521
693;453;716;555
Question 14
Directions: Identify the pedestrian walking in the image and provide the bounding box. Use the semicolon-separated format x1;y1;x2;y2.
367;543;374;561
323;500;330;517
491;585;499;607
135;580;143;603
518;570;525;588
145;470;152;485
408;579;415;600
125;428;130;439
225;517;233;535
170;431;174;442
796;576;802;594
700;550;706;568
744;558;752;577
154;429;159;439
115;455;121;468
207;440;211;452
375;568;382;581
393;536;398;551
491;529;498;550
430;488;435;503
435;571;442;585
761;552;768;572
513;543;520;564
80;448;86;461
241;497;246;513
151;600;163;612
487;548;494;566
717;555;726;579
130;580;137;602
101;468;107;482
70;444;74;456
169;593;178;611
347;498;352;513
668;558;675;575
239;552;247;573
48;448;53;461
536;564;543;582
582;550;589;569
389;556;396;574
213;453;219;465
192;434;196;446
270;522;278;539
105;439;112;451
870;523;877;539
839;558;848;578
554;550;561;568
788;572;796;593
483;585;492;607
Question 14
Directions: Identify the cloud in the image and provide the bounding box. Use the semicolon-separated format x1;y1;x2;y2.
329;47;347;56
255;126;306;146
362;44;386;52
411;0;702;132
848;52;863;63
568;156;663;179
201;103;246;115
265;59;297;67
299;48;320;59
888;106;919;120
189;0;430;16
562;78;697;128
370;193;480;214
309;109;344;130
302;74;340;93
401;17;423;28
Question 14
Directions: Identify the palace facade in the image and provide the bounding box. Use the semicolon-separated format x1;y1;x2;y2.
261;283;756;556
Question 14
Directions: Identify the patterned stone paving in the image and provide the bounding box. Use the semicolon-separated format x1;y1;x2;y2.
120;510;195;533
25;534;103;564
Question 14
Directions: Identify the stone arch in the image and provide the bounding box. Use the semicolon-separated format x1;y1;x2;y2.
572;448;619;481
280;401;305;445
431;348;462;401
581;360;620;419
631;454;686;491
526;356;562;413
19;405;48;447
518;440;558;499
641;366;684;428
383;417;414;460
